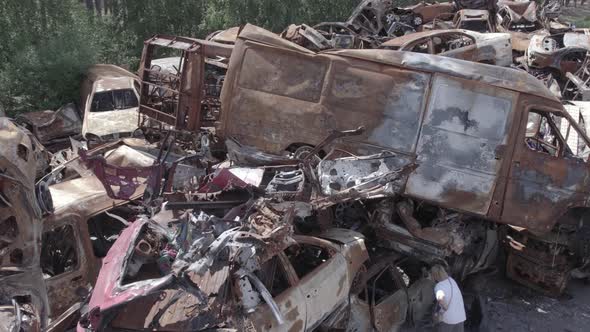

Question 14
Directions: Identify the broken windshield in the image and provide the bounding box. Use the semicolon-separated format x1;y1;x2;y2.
91;89;138;112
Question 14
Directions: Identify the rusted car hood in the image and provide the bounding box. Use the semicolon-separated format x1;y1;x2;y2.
80;199;297;331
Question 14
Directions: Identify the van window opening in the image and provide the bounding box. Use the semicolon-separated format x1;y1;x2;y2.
525;110;588;161
91;89;138;112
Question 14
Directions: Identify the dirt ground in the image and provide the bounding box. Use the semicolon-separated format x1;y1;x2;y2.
466;272;590;332
399;269;590;332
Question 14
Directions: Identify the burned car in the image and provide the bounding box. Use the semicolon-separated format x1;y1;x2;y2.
526;31;590;75
218;24;590;294
77;199;433;331
496;0;542;32
80;65;141;142
346;0;455;38
380;29;512;66
15;103;82;153
281;24;365;51
39;142;156;331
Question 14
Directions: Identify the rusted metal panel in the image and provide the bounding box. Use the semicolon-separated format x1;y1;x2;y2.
247;271;307;332
406;75;518;215
228;25;557;106
509;31;533;52
138;35;233;133
207;26;240;45
220;36;432;154
505;228;573;296
381;29;512;67
220;24;581;231
527;31;589;74
500;95;590;234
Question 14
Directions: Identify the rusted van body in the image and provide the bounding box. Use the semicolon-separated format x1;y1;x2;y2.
219;25;590;236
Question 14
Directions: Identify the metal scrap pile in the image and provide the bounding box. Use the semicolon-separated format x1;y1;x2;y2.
282;0;590;103
6;1;590;332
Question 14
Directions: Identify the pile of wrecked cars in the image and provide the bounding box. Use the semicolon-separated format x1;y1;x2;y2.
5;0;590;331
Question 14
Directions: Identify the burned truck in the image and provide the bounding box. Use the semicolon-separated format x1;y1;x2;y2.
217;25;590;295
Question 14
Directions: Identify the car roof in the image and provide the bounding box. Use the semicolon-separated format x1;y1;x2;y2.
237;24;559;103
86;64;138;92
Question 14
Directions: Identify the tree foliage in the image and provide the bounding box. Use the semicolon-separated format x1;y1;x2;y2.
0;0;102;114
0;0;363;115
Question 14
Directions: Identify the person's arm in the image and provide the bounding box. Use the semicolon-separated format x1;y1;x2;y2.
436;289;449;311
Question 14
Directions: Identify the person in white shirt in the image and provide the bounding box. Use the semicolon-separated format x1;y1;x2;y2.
432;264;466;332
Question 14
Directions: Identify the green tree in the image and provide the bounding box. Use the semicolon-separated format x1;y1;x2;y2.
1;0;373;115
0;0;101;115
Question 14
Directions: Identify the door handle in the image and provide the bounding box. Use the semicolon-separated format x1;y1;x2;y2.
514;161;520;167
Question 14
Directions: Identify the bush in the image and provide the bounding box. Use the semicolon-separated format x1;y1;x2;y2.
0;0;101;116
1;0;384;116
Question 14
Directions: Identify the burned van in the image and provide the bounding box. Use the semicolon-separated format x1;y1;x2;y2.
219;25;590;295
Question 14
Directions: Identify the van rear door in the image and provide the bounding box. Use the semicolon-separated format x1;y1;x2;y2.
405;75;518;215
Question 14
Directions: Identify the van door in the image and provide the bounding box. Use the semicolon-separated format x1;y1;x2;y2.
405;75;517;215
502;106;590;234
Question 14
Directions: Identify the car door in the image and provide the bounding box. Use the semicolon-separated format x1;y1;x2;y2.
285;236;348;331
405;75;518;216
439;34;478;62
42;217;89;319
371;269;408;332
247;253;307;331
352;259;409;332
502;105;590;233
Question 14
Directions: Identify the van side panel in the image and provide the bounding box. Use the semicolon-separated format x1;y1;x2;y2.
221;40;430;155
405;75;517;215
226;45;330;152
324;59;429;153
